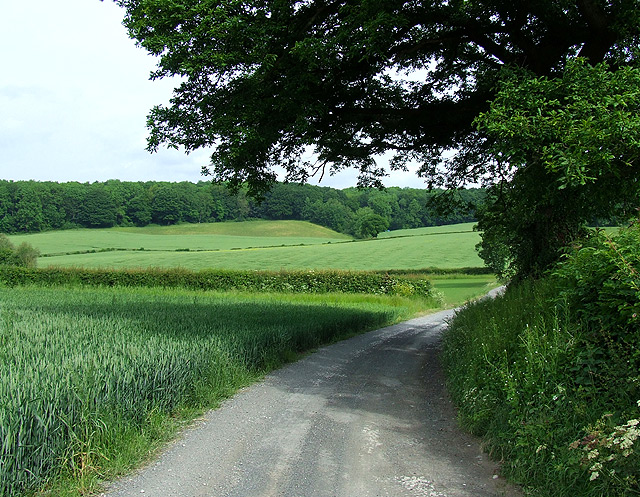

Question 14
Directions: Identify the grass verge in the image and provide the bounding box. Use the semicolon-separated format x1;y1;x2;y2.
442;224;640;496
442;279;639;497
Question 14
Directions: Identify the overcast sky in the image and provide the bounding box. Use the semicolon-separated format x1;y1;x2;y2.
0;0;425;189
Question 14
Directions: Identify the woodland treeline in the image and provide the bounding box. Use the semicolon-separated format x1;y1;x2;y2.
0;180;484;237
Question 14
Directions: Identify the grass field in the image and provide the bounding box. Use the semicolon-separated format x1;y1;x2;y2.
430;275;499;306
9;220;349;256
7;220;494;305
10;221;484;271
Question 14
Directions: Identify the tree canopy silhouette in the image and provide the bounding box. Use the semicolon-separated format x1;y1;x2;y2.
114;0;640;275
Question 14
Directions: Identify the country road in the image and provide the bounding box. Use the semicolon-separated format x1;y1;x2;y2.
103;305;521;497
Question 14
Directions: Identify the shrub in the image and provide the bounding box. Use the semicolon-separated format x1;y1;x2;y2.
0;266;438;301
0;235;39;268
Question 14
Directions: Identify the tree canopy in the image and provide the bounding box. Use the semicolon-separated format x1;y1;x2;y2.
0;179;482;236
114;0;639;190
475;59;640;277
113;0;640;275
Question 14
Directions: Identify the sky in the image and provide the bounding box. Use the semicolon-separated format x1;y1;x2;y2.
0;0;426;190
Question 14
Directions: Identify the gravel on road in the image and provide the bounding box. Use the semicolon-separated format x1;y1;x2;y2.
103;306;521;497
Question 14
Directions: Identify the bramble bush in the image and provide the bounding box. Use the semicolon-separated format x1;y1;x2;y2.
442;223;640;497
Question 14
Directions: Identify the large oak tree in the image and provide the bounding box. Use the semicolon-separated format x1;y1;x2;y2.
113;0;640;275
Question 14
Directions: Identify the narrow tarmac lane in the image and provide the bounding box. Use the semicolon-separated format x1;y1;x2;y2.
103;307;521;497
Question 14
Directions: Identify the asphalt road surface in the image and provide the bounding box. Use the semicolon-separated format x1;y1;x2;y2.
103;305;521;497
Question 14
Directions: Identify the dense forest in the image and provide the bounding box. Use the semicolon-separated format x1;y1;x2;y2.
0;180;484;237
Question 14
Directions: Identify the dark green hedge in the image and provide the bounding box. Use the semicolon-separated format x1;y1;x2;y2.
379;267;493;276
0;266;434;298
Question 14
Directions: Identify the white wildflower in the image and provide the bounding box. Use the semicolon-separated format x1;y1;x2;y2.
619;438;635;450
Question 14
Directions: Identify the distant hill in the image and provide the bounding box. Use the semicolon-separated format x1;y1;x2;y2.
11;221;485;272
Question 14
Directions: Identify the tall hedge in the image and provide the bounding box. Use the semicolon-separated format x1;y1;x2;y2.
0;266;436;299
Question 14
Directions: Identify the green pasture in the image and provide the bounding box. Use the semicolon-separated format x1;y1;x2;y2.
430;275;498;306
20;222;483;271
8;220;348;256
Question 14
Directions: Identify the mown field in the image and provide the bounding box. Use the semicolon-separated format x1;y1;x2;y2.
1;220;495;496
10;221;484;271
8;220;348;255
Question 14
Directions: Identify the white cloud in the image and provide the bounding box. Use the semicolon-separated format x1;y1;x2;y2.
0;0;425;189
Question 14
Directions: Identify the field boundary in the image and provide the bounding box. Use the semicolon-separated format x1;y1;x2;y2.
0;266;442;299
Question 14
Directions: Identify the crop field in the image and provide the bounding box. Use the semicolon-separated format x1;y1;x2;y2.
11;221;484;271
1;220;495;496
0;286;422;497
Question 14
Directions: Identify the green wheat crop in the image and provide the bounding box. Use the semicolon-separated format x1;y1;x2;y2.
0;286;410;497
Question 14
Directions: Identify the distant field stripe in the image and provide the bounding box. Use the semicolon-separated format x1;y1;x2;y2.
378;229;475;240
377;222;476;238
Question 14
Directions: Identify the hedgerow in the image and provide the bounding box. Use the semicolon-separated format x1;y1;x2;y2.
442;223;640;497
0;266;436;299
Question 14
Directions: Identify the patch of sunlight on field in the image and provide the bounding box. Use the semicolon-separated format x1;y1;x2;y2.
430;275;499;306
